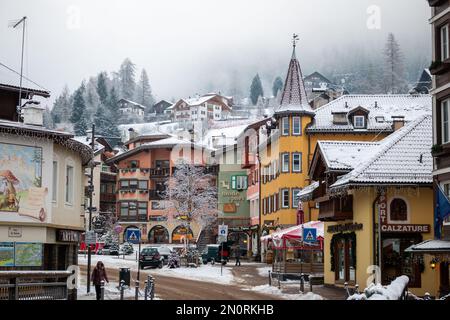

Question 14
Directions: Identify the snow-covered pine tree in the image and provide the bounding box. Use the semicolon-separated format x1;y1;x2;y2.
70;82;89;135
96;72;109;105
136;69;154;113
383;33;407;94
272;76;283;97
93;104;110;136
119;58;136;100
51;85;72;124
162;160;218;234
250;74;264;106
43;106;54;129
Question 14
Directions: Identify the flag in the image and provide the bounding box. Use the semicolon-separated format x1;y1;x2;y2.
297;201;304;225
435;183;450;239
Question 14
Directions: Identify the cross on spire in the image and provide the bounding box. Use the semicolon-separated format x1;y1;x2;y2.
292;33;299;48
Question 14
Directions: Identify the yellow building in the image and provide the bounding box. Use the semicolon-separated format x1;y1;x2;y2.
304;115;438;297
258;42;432;238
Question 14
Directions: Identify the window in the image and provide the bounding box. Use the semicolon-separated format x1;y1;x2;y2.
120;180;129;189
128;160;139;168
292;153;302;172
52;161;58;202
231;176;248;190
120;202;129;216
292;117;301;135
273;194;278;212
282;153;289;172
129;180;138;189
138;202;148;216
389;198;408;222
65;165;74;205
354;116;365;129
292;188;302;208
442;99;450;143
442;24;449;61
268;196;272;213
129;202;137;216
100;183;107;194
282;117;289;135
263;197;267;215
281;189;289;208
138;180;148;189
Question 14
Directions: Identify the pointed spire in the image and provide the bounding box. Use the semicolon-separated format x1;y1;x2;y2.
277;34;314;115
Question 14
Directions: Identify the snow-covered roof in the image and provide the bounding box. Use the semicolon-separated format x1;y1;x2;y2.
275;48;314;116
297;181;319;201
118;99;145;109
308;94;431;132
317;140;381;171
73;136;105;154
405;239;450;253
330;115;432;190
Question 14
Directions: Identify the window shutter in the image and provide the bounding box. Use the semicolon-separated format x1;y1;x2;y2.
231;176;236;189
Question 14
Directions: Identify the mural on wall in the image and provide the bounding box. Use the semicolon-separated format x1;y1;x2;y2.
0;143;48;222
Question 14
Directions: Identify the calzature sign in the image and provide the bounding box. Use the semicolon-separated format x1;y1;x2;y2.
381;224;430;233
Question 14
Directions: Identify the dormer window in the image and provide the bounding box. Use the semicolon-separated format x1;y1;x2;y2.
375;116;385;123
354;116;365;129
332;112;348;125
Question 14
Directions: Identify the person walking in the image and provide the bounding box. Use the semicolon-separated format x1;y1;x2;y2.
235;246;241;266
92;261;109;300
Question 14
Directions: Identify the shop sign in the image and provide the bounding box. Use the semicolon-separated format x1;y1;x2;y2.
381;224;430;233
57;229;81;242
378;189;388;225
328;223;363;233
8;227;22;237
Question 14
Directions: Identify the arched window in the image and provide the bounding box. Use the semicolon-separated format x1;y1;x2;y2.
148;225;169;244
171;225;193;243
390;198;408;222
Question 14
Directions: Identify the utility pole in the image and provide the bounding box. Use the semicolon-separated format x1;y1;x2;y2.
11;16;27;120
87;124;96;293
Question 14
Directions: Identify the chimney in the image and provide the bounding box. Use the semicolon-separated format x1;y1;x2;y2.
392;116;405;131
128;127;138;139
22;104;44;126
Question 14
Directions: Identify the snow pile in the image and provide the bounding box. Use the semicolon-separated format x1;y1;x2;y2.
77;280;162;300
244;284;324;300
347;276;409;300
257;266;272;277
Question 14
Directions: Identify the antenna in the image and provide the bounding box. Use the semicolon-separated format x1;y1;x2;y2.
9;16;27;121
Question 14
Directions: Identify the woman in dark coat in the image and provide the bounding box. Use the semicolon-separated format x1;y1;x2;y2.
92;261;109;300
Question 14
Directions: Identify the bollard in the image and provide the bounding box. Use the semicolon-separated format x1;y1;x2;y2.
355;284;359;295
268;270;271;286
278;273;281;290
149;276;155;300
344;282;350;297
300;273;305;293
100;280;105;300
120;280;125;300
144;280;148;300
424;292;431;300
135;280;139;300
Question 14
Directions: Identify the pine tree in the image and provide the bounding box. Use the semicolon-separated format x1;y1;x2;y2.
43;107;54;129
97;72;109;105
70;82;88;135
250;74;264;106
94;104;110;136
272;76;283;97
119;58;136;100
51;85;72;124
383;33;407;94
136;69;154;111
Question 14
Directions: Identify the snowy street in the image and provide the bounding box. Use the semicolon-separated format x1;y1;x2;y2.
77;254;329;300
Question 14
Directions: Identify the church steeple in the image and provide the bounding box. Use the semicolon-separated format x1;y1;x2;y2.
277;34;314;115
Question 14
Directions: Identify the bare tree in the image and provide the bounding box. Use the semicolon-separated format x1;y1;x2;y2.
383;33;408;94
162;160;218;248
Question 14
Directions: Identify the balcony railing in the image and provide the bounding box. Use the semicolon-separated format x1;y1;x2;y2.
149;168;170;177
318;195;353;221
118;215;148;222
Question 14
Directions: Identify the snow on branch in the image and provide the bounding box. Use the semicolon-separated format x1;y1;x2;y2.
347;276;409;300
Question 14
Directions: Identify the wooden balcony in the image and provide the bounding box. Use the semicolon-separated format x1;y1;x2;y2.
149;168;170;178
318;195;353;221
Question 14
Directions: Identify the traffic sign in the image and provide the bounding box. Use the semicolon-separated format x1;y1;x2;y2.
125;228;141;244
85;230;97;245
303;228;317;243
218;225;228;238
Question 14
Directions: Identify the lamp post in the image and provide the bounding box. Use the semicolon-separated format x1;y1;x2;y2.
86;124;96;293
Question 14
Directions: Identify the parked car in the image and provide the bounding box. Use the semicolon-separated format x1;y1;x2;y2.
139;247;166;269
119;242;134;255
202;242;233;265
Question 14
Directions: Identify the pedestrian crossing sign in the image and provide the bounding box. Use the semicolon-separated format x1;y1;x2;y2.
125;228;141;244
303;228;317;243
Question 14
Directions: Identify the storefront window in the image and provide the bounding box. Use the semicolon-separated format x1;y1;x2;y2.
337;238;346;281
148;225;169;243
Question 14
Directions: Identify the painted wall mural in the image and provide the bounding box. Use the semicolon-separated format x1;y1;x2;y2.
0;142;47;222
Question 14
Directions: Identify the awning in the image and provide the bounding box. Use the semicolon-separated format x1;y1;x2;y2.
260;221;324;241
405;239;450;254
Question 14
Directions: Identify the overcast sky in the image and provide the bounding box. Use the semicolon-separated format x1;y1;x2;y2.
0;0;431;105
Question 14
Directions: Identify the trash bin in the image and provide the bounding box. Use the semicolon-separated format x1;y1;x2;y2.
119;267;130;287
